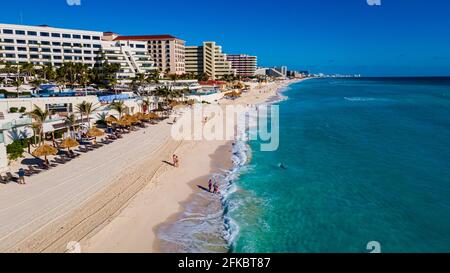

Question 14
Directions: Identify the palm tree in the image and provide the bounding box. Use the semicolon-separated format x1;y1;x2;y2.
109;101;126;119
13;77;23;98
27;105;50;146
131;73;146;93
21;62;35;82
65;113;77;135
76;101;99;128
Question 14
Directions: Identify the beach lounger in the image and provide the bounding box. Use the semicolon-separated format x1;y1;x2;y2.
6;172;17;183
0;175;10;184
28;166;42;174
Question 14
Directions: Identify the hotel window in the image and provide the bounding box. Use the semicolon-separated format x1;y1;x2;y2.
84;57;92;61
40;32;50;37
18;54;27;59
42;48;51;53
53;49;61;53
62;34;71;38
73;43;82;47
30;48;39;52
83;35;91;40
51;33;61;38
54;56;62;60
93;44;101;48
4;46;15;51
83;44;91;48
17;40;26;44
29;40;39;45
18;47;27;51
5;54;15;58
3;29;13;34
64;49;73;53
92;36;100;40
52;42;61;46
41;41;50;45
136;44;146;49
30;55;39;59
64;56;72;60
15;30;26;35
84;50;92;54
27;31;37;36
73;34;81;39
4;39;14;43
63;42;71;47
42;55;51;60
74;49;82;54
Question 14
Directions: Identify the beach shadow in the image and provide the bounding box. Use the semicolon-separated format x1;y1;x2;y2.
162;160;175;167
197;185;211;193
21;158;43;166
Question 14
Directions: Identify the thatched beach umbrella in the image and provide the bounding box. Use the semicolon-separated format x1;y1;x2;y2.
87;127;105;137
87;127;105;144
133;112;145;121
105;115;118;124
59;138;79;151
116;118;132;127
123;115;140;124
32;144;58;160
145;113;160;120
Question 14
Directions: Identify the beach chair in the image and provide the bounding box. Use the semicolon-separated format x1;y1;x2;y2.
6;172;17;183
28;165;42;174
0;175;9;184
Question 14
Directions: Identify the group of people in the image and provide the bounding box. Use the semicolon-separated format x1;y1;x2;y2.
208;179;220;195
172;154;180;168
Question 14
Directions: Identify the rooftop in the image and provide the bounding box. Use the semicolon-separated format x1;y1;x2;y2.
114;34;180;41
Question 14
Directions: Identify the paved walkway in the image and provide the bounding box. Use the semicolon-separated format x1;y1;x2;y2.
0;122;174;252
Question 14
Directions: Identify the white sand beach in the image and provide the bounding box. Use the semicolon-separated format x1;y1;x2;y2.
82;79;301;253
0;79;301;253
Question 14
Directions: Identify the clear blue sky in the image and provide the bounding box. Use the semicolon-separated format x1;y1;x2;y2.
1;0;450;76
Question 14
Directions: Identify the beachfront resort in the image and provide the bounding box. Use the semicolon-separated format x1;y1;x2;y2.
0;22;309;252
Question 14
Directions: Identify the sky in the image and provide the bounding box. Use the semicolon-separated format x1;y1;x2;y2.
1;0;450;76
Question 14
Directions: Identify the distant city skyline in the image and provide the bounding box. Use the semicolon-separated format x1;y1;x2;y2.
1;0;450;76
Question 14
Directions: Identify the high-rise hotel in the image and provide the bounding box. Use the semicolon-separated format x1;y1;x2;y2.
0;23;155;80
113;35;186;75
226;54;257;77
186;41;236;80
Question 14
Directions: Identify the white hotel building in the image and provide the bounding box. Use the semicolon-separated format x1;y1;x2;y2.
0;23;155;80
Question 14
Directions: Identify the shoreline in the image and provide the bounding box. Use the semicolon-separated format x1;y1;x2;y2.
82;78;306;253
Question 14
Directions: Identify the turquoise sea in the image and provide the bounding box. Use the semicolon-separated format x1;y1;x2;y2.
227;77;450;253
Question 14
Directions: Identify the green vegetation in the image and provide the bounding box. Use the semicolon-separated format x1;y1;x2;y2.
6;139;28;160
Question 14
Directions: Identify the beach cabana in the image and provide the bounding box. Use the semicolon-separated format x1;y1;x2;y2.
32;144;58;161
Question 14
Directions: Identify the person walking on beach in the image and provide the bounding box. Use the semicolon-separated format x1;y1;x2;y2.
208;179;213;193
213;183;220;195
18;168;26;185
172;154;180;167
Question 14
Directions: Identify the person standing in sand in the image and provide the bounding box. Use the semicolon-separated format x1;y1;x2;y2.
18;168;26;185
208;179;213;193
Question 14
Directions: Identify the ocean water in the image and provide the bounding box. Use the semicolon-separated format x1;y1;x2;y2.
226;77;450;253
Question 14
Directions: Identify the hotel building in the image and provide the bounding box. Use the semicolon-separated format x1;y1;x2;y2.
0;23;155;80
226;54;257;77
186;41;236;80
113;35;186;75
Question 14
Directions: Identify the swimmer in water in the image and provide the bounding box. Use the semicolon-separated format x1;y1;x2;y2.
278;163;287;170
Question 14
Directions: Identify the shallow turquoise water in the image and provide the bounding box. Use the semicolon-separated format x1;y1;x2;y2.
228;78;450;253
